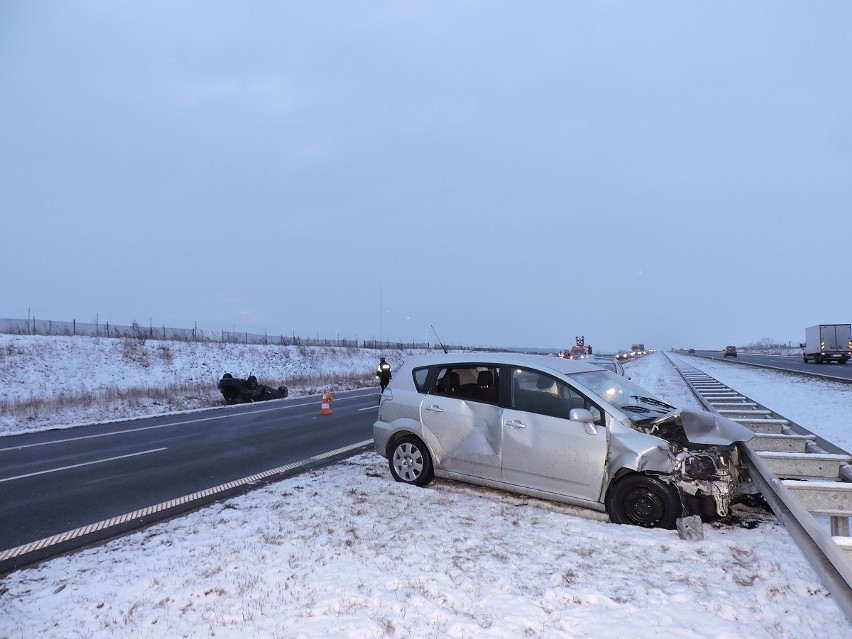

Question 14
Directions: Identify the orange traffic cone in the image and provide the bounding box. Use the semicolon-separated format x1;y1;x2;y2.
320;391;333;415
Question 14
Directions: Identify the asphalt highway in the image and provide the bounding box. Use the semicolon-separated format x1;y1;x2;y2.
683;350;852;383
0;388;379;572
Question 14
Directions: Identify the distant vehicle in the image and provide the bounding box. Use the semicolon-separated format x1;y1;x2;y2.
569;345;588;359
218;373;288;404
615;351;632;360
724;346;737;358
802;324;852;364
630;343;646;357
590;355;625;376
687;348;696;354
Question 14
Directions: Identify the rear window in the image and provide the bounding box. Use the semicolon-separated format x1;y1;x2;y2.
593;360;616;373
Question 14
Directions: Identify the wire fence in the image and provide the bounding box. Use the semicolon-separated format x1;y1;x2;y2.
0;317;463;351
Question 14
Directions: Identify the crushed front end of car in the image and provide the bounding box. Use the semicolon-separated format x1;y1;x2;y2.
637;409;755;517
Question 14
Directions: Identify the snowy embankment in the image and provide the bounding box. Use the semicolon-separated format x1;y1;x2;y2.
0;334;423;436
0;339;850;637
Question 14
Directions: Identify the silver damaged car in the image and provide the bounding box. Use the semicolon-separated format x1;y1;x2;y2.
373;352;754;529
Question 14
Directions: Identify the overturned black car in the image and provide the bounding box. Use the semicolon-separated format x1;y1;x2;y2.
218;373;289;404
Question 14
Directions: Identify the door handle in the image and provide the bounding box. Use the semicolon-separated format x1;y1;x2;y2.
425;405;443;413
506;419;526;429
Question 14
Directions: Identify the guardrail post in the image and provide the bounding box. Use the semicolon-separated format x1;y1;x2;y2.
832;517;850;537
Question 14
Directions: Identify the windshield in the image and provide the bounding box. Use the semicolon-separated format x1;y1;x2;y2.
567;369;676;422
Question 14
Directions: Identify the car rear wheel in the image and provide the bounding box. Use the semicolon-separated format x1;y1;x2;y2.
389;436;434;486
605;474;680;529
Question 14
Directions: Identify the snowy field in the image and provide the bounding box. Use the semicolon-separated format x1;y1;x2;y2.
1;337;850;637
0;334;424;436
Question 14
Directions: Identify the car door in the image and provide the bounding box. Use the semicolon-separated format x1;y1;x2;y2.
501;367;608;503
419;365;503;481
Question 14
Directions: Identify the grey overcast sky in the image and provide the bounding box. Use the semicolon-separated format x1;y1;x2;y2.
2;2;850;352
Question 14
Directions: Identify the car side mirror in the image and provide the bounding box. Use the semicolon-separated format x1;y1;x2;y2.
569;408;594;423
569;408;598;435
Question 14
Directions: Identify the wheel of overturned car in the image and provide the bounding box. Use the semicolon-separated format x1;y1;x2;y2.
605;474;680;529
389;436;434;487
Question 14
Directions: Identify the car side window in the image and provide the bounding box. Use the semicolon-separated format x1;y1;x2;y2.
511;368;603;424
412;367;430;393
432;365;499;404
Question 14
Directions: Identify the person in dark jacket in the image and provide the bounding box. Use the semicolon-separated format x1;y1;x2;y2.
376;357;392;393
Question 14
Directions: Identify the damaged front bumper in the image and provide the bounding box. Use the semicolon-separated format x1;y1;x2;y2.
639;410;756;518
673;445;748;517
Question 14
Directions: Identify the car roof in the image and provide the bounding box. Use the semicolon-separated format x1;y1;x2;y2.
397;351;605;375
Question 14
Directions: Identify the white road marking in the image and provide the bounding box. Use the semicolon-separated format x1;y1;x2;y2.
0;388;379;452
0;439;373;564
0;448;167;483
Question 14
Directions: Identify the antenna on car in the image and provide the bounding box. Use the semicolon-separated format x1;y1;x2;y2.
431;324;448;354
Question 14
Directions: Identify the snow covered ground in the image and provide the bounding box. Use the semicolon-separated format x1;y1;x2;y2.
0;334;423;436
1;337;850;637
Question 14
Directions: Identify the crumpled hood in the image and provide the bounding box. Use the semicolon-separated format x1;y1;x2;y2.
651;409;755;446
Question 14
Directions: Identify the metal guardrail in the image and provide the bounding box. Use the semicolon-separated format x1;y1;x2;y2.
678;349;852;386
664;352;852;622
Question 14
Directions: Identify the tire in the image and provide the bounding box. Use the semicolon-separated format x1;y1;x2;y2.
605;474;681;529
389;436;434;486
803;355;808;363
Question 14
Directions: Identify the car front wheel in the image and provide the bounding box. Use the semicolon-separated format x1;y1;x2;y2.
389;436;434;486
605;474;680;529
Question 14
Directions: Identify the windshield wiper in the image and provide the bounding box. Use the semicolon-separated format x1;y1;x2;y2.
630;395;676;410
621;405;651;413
619;406;658;424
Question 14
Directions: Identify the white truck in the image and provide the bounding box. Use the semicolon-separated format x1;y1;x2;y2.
802;324;852;364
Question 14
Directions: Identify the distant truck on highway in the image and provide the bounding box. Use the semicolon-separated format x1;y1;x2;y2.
802;324;851;364
630;343;646;356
